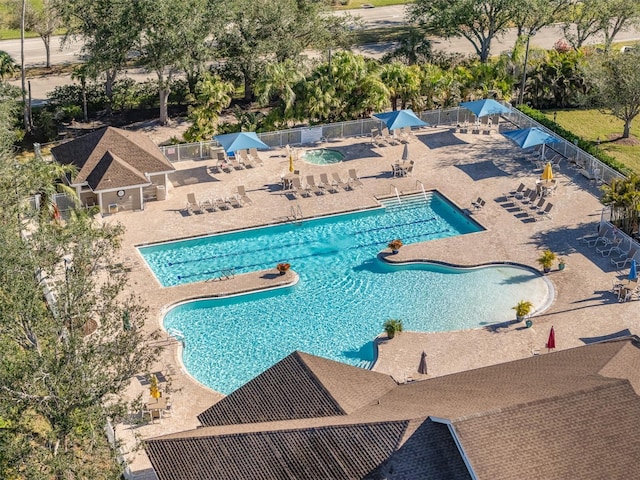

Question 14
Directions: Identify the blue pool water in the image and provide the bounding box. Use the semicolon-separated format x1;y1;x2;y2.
140;193;549;394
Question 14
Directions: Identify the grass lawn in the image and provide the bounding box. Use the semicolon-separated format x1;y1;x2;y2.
542;109;640;173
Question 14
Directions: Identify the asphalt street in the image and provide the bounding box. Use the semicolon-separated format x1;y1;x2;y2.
4;5;640;104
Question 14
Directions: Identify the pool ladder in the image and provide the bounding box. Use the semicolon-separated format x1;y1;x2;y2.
212;268;235;281
389;184;401;203
416;180;428;200
290;204;303;223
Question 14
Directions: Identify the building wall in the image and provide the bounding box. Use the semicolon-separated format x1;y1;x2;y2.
102;188;142;214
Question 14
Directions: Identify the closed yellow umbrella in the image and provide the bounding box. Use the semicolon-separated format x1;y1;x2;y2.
541;162;553;181
289;154;294;173
149;374;161;399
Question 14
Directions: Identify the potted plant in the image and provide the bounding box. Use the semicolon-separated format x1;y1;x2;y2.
276;262;290;275
537;249;557;273
387;239;403;254
512;300;534;322
558;257;566;271
383;319;403;339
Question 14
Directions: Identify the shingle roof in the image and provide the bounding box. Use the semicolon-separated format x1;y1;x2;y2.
85;150;149;191
50;127;174;190
453;380;640;480
146;421;409;480
147;337;640;480
198;351;397;427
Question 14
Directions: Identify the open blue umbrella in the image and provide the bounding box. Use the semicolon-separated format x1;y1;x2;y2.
374;109;428;131
460;99;511;118
503;127;561;158
214;132;269;154
629;259;637;281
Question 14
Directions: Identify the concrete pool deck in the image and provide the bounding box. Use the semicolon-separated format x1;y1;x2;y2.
109;126;638;475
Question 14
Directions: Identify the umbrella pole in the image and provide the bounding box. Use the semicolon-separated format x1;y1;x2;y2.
541;143;546;160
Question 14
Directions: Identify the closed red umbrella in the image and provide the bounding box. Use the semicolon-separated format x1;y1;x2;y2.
547;326;556;350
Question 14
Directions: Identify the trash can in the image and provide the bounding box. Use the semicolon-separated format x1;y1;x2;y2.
156;185;166;201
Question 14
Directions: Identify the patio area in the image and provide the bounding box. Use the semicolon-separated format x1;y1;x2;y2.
108;124;639;476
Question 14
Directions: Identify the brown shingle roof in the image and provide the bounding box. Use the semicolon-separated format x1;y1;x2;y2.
453;380;640;480
86;150;149;191
147;338;640;480
50;127;174;189
146;421;408;480
198;351;397;427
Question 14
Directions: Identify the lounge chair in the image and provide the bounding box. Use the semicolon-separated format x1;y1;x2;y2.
215;197;229;210
381;127;399;145
348;169;363;188
535;202;553;221
506;183;525;199
471;198;485;211
611;245;639;269
531;198;546;211
249;148;264;166
186;193;202;214
237;185;253;205
200;198;215;212
227;195;242;208
238;150;255;168
596;237;626;257
371;128;388;147
332;172;350;190
581;224;613;247
319;173;338;193
291;177;309;198
306;175;324;195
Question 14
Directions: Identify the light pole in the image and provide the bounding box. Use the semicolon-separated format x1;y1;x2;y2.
518;29;536;106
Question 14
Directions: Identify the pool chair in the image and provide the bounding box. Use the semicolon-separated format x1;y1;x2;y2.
471;197;486;212
332;172;350;190
370;128;388;147
348;169;364;188
581;224;613;247
506;183;525;199
200;198;215;212
597;236;626;257
237;185;253;205
186;193;202;214
227;195;242;208
291;176;309;198
215;197;229;210
319;173;338;193
306;175;325;195
381;127;399;145
611;246;639;269
249;148;264;166
535;202;553;221
238;150;255;168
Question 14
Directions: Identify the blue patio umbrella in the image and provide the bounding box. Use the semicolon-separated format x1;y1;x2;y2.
503;127;561;158
629;259;637;281
459;99;511;118
214;132;269;154
374;109;428;131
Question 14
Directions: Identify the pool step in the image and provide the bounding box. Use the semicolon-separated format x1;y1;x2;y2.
382;193;432;211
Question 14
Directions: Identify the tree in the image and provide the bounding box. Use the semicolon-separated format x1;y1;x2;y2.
409;0;521;63
183;73;234;142
562;0;607;50
255;59;306;123
382;28;433;66
135;0;214;125
54;0;141;109
0;160;162;476
511;0;571;37
0;51;18;80
601;175;640;233
9;0;61;68
218;0;351;102
379;62;422;111
0;87;160;476
584;50;640;139
599;0;640;52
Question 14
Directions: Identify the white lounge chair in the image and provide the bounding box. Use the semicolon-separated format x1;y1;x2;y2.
306;175;324;195
291;177;309;198
237;185;252;205
319;173;338;193
332;172;350;190
186;193;202;214
596;236;626;257
348;169;363;188
249;148;264;166
612;246;639;269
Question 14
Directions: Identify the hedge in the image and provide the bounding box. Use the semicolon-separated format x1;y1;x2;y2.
517;105;631;177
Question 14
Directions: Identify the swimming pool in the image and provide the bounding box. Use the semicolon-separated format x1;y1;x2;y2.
141;193;550;394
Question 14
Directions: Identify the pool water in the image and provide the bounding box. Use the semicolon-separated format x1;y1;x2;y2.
302;148;344;165
141;193;549;394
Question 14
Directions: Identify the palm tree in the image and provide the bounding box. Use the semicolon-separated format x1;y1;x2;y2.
601;175;640;234
255;60;305;122
183;73;234;142
0;51;17;80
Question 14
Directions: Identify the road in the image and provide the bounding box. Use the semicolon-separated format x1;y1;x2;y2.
4;5;640;103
